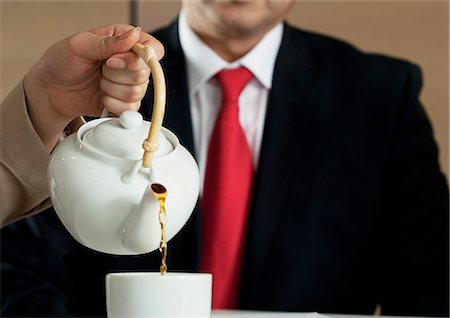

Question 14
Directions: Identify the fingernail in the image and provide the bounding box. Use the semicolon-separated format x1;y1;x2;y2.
118;26;141;40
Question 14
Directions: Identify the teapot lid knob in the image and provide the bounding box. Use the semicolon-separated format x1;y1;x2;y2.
119;111;143;130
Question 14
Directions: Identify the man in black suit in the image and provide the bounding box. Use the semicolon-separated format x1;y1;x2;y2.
1;1;448;317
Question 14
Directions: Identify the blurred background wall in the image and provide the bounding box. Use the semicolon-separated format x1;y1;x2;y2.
1;0;448;177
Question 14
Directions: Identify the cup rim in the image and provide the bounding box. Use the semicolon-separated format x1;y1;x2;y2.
106;272;212;278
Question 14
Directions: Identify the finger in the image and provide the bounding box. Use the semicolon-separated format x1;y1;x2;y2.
103;51;150;85
103;66;150;86
69;26;164;62
106;50;147;70
100;77;149;103
101;95;142;115
102;62;150;85
69;27;140;60
113;26;164;60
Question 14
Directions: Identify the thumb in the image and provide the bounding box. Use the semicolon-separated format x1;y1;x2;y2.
69;27;141;61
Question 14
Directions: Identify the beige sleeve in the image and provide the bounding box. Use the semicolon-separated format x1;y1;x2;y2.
0;81;83;227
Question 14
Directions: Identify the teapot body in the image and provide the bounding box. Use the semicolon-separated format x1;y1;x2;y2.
48;118;199;255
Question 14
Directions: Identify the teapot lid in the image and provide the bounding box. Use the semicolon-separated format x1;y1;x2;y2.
83;111;173;160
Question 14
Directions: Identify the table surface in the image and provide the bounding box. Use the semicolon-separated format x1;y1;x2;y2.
211;311;427;318
212;312;327;317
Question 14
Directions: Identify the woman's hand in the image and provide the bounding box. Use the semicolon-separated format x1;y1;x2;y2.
23;24;164;151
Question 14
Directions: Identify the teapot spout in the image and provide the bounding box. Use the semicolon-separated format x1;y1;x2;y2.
120;184;162;254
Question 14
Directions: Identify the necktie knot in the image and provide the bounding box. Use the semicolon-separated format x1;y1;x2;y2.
215;67;253;103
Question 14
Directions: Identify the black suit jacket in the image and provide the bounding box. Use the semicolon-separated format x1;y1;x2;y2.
2;20;449;317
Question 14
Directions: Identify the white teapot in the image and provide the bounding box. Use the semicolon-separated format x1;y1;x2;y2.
47;44;199;255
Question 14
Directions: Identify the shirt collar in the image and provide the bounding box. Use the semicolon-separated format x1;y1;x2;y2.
179;10;284;94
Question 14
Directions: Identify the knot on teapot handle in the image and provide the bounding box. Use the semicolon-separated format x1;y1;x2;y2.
132;43;166;168
142;140;159;153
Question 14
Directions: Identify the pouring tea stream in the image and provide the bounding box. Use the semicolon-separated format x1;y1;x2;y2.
47;43;200;255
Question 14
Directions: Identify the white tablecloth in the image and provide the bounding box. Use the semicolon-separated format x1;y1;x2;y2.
212;311;328;318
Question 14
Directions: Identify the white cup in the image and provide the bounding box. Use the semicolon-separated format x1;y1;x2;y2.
106;272;212;318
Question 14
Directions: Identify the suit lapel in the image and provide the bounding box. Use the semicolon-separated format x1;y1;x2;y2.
159;21;195;156
241;24;319;305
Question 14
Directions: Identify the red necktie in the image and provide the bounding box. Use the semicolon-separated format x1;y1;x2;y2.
201;67;254;309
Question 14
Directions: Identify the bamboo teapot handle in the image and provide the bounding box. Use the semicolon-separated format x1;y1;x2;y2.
131;43;166;168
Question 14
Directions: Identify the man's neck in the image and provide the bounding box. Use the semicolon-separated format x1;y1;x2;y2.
194;32;264;62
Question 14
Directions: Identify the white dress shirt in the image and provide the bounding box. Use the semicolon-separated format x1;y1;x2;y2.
178;11;284;193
